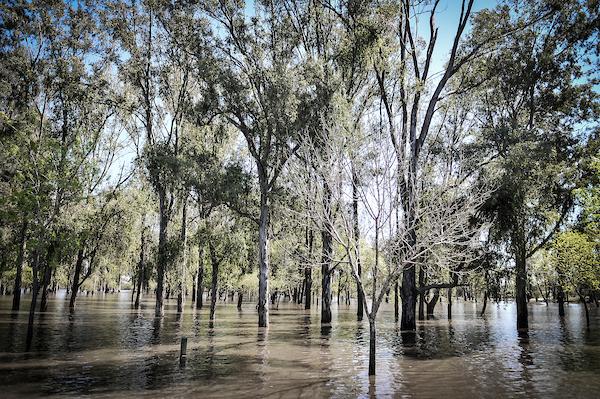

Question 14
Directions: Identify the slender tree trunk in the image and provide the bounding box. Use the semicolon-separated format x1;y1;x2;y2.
257;187;270;327
192;272;196;303
196;243;204;309
481;290;488;316
321;183;333;324
368;317;376;376
209;243;219;323
298;279;304;304
557;284;565;317
321;265;332;323
304;228;313;309
418;268;425;320
448;287;453;319
12;220;27;311
25;251;40;351
134;225;146;309
580;294;590;329
155;190;169;317
394;281;399;322
352;165;364;321
69;248;85;311
134;263;143;309
237;290;243;309
177;201;187;314
39;243;55;313
515;244;528;330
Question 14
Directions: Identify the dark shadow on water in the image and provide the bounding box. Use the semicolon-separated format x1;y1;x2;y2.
151;317;162;345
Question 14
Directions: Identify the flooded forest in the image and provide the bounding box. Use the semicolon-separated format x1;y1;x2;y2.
0;0;599;397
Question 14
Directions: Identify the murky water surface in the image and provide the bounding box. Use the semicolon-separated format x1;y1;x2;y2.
0;292;598;398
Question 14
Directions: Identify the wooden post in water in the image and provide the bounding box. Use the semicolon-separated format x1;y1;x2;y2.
180;337;188;366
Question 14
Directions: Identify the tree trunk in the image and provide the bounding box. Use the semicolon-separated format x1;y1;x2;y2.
192;273;196;303
515;244;528;330
155;190;169;317
447;287;453;319
400;265;417;330
557;285;565;317
321;183;333;324
352;165;364;321
304;228;313;309
481;290;488;316
394;281;399;322
196;244;204;309
368;317;376;376
209;243;219;323
134;262;143;309
237;290;243;309
418;267;425;320
257;188;270;327
580;294;590;329
177;201;187;314
426;289;439;317
39;243;55;313
69;248;85;311
11;220;27;312
25;251;40;351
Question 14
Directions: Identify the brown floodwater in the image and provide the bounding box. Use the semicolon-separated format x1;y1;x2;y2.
0;291;598;398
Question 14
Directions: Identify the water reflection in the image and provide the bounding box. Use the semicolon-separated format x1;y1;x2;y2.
0;293;598;397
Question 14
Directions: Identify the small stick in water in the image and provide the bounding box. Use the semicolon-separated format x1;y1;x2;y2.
180;337;188;366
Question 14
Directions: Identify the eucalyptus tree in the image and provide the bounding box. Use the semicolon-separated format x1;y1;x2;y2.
201;0;308;327
472;0;599;330
185;120;254;311
0;1;120;351
105;0;199;316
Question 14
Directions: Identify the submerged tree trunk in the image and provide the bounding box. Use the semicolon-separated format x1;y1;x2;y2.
580;294;590;329
39;243;55;313
196;244;204;310
394;281;399;322
304;228;313;310
321;183;333;325
69;248;85;310
352;165;363;321
418;267;425;320
481;290;488;316
515;244;528;330
177;201;187;314
400;265;417;330
12;220;27;312
134;224;146;309
257;187;270;327
25;251;40;351
368;317;376;376
448;287;453;319
209;243;219;323
237;290;243;309
155;190;169;317
557;284;565;317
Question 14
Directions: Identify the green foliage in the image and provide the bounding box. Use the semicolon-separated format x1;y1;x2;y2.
551;231;599;294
